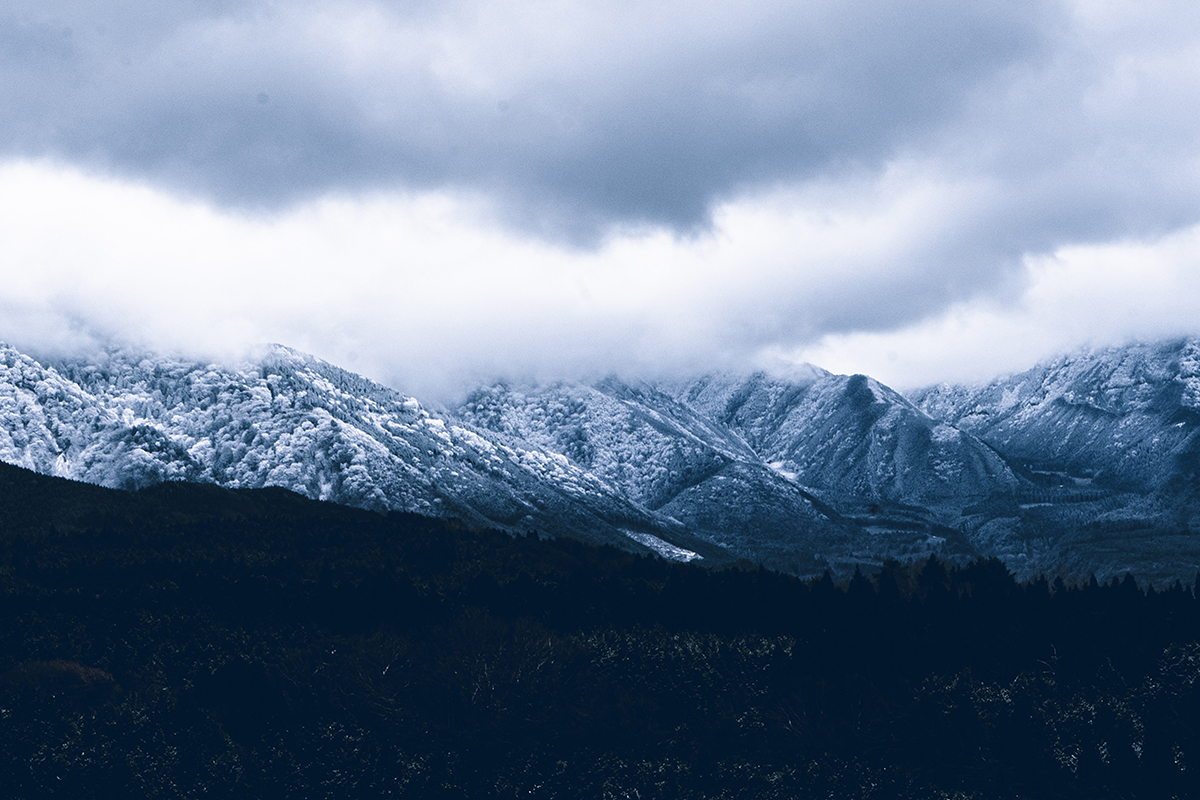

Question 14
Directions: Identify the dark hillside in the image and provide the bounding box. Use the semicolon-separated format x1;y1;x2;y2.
0;460;139;533
0;460;359;534
1;461;1198;798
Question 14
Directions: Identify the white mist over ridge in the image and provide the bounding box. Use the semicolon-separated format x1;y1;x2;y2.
7;161;1200;402
793;227;1200;391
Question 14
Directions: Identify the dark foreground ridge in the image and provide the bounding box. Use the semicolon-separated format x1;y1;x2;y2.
2;461;1199;799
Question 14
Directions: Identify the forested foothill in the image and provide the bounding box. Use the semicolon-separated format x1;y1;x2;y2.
1;460;1198;799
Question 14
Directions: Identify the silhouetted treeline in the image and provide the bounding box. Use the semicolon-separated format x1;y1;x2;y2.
1;465;1198;798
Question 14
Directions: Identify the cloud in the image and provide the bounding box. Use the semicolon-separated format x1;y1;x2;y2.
3;1;1200;393
5;160;980;396
794;223;1200;389
2;0;1054;238
4;159;1199;403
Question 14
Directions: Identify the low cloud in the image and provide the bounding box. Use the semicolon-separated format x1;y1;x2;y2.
4;160;1200;402
796;224;1200;389
3;2;1200;393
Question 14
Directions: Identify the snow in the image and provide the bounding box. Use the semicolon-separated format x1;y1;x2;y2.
909;337;1200;494
623;531;702;562
6;337;1199;582
663;370;1016;512
767;461;798;481
0;342;666;543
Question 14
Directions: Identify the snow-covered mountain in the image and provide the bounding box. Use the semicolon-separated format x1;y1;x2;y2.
912;339;1200;494
0;343;694;557
669;370;1018;515
454;377;865;574
911;339;1200;585
454;371;1024;573
3;339;1199;584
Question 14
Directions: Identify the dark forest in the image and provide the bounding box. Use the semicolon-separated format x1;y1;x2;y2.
1;462;1198;799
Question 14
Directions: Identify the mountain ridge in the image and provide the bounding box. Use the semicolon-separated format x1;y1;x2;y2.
3;338;1200;583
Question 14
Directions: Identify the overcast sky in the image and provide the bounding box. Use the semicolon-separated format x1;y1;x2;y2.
3;0;1200;399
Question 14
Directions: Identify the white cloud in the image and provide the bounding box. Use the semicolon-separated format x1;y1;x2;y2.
794;225;1200;389
0;160;970;389
5;157;1199;400
5;2;1200;398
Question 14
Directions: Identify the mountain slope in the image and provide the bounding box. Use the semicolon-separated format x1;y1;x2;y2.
0;344;694;556
911;339;1200;493
456;377;755;511
911;339;1200;584
671;370;1019;517
453;377;872;571
454;375;981;572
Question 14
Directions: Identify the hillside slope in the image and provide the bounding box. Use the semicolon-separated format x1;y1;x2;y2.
0;344;691;557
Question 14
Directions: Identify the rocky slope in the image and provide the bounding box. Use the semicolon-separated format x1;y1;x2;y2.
453;372;1015;572
454;377;868;573
669;370;1019;516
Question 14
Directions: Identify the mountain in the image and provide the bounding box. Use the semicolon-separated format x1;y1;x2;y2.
455;377;864;574
0;343;694;558
668;369;1018;517
911;339;1200;494
454;372;1016;573
4;338;1200;584
911;338;1200;584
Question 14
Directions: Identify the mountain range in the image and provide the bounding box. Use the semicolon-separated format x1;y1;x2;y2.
2;339;1199;585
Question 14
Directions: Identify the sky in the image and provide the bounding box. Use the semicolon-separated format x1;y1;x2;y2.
3;0;1200;400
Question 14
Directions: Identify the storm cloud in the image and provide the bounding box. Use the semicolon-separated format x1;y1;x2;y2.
4;1;1056;230
3;1;1200;393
